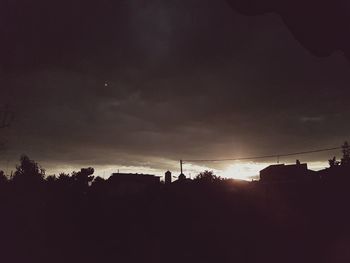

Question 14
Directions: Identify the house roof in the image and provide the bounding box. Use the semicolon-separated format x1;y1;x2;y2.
108;173;160;182
260;163;308;173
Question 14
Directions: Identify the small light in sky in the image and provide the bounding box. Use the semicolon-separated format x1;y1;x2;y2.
104;82;108;87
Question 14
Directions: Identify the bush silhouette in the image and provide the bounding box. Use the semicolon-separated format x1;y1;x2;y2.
12;154;45;185
194;170;221;183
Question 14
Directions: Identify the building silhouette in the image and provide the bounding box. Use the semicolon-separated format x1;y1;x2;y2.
165;171;172;185
107;173;160;195
260;160;317;182
178;173;186;181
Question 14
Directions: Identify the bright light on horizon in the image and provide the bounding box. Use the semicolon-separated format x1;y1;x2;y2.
220;161;330;181
14;160;331;182
220;162;269;181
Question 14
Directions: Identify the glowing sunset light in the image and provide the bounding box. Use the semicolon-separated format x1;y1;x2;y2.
221;162;269;181
220;161;330;181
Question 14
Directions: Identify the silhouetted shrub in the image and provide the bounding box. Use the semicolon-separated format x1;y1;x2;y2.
194;170;221;183
12;154;44;185
0;170;7;185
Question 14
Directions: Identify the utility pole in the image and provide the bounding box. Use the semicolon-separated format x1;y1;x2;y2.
180;160;183;174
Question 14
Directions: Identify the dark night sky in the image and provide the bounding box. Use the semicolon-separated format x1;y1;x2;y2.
1;0;350;177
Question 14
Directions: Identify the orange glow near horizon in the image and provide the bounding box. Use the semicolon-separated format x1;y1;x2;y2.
38;160;330;182
221;162;269;181
220;161;329;181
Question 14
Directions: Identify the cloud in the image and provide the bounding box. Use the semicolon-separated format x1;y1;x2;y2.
226;0;350;59
0;0;349;175
300;116;325;123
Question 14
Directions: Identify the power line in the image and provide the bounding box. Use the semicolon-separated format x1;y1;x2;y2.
183;146;341;163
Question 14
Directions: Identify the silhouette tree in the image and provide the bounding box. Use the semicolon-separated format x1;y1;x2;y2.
70;167;95;193
329;156;340;168
58;172;70;180
72;167;94;185
57;172;70;183
194;170;221;183
12;155;45;184
46;174;57;184
0;170;7;184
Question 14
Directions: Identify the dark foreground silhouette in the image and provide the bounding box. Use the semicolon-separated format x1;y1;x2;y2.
1;155;350;263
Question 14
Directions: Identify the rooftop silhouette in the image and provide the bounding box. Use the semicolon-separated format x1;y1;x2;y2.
0;143;350;262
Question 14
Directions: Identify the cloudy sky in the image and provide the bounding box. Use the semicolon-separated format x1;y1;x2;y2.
1;0;350;179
